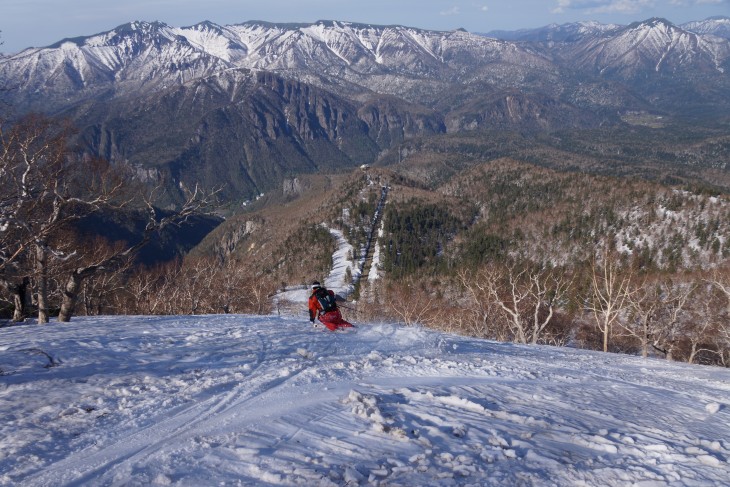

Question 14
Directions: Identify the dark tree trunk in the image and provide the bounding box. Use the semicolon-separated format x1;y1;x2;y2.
35;245;49;324
11;278;29;322
59;274;79;322
59;268;94;322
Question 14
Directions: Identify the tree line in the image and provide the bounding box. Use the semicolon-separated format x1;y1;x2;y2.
356;254;730;367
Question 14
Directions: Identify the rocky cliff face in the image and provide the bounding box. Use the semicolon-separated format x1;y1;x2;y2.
444;91;602;132
67;69;446;204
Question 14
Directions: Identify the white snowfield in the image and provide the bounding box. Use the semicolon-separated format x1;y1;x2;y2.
1;314;729;486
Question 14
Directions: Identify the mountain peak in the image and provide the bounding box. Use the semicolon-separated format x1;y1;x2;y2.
647;17;673;26
616;17;693;41
628;17;676;30
185;20;225;31
117;20;171;33
682;16;730;39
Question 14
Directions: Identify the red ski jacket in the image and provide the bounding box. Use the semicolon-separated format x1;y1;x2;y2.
308;288;336;322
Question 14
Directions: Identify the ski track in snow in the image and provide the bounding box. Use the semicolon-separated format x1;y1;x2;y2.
1;314;729;486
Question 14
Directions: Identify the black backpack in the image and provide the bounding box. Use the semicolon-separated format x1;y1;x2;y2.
315;287;337;312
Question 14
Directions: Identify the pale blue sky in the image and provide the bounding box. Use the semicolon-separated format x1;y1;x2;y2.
2;0;728;53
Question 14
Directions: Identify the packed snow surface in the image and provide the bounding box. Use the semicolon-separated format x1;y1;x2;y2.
1;313;729;486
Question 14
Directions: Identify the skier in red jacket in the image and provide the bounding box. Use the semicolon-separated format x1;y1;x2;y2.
308;281;353;331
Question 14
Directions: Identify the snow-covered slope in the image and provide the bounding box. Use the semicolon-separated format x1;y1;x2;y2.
683;16;730;39
0;21;238;106
567;18;730;76
1;314;728;486
0;19;551;109
483;20;621;43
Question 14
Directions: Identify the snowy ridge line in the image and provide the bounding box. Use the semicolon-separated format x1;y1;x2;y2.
7;16;726;103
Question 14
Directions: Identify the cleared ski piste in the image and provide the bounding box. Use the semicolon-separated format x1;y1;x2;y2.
1;314;729;486
274;227;364;310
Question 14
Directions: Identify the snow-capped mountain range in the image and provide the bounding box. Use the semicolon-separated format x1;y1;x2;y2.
1;19;557;111
484;20;623;43
563;18;730;76
2;17;727;112
486;16;730;42
682;16;730;39
0;17;728;203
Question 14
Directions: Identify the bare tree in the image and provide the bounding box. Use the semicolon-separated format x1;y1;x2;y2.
624;276;702;362
113;255;273;317
1;114;220;322
0;276;29;321
125;265;168;315
78;262;131;316
683;281;726;365
243;272;275;315
685;301;719;365
649;280;695;361
718;317;730;367
458;267;497;339
471;263;571;345
383;277;439;326
586;254;632;353
1;115;129;322
57;184;218;321
624;276;662;358
205;258;244;314
182;257;216;314
715;267;730;367
526;267;572;345
707;265;730;318
45;233;130;316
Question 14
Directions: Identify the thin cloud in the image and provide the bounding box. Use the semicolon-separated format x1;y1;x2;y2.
552;0;655;14
671;0;727;4
440;6;462;16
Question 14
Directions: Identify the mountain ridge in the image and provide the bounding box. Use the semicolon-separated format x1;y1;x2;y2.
6;17;726;100
1;16;728;205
